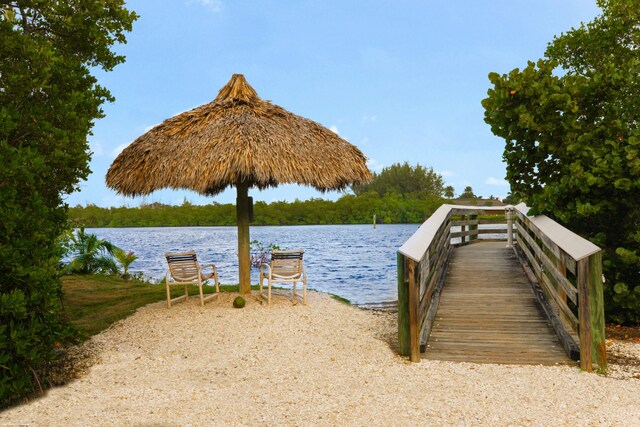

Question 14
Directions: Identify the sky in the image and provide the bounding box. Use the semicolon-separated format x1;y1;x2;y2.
69;0;602;207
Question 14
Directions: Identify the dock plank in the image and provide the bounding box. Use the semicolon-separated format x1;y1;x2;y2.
422;241;573;366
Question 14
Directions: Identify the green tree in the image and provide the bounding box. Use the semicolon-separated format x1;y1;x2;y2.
482;0;640;322
351;162;445;199
444;185;455;199
459;186;476;199
0;1;136;406
502;192;521;205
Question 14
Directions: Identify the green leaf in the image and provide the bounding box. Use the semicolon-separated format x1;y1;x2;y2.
613;283;628;294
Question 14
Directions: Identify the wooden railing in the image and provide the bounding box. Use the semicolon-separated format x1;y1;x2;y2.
397;203;606;372
511;203;606;372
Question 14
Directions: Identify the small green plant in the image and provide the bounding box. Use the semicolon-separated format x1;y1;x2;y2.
114;249;138;280
233;296;246;308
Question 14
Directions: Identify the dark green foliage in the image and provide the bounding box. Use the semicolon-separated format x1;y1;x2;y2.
70;193;444;227
502;192;521;205
63;228;120;275
482;0;640;322
0;1;136;407
351;162;445;199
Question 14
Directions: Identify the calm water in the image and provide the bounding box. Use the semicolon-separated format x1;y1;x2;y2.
87;224;420;305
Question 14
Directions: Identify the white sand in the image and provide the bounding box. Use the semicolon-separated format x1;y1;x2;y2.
2;291;640;426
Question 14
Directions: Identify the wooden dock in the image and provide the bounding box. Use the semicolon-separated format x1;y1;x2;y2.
423;241;573;365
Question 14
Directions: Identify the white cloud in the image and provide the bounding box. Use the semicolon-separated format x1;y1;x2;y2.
191;0;223;12
111;143;129;158
367;158;384;172
362;115;377;123
485;177;509;186
329;125;340;135
438;170;454;177
90;142;104;157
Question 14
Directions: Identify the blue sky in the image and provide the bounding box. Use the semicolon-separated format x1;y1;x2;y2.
70;0;602;207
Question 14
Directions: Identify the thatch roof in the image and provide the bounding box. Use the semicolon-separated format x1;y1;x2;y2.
106;74;372;196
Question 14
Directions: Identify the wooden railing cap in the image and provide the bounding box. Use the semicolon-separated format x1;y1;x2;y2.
398;205;452;262
514;203;600;261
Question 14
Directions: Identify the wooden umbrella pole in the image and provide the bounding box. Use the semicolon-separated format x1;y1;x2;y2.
236;180;251;294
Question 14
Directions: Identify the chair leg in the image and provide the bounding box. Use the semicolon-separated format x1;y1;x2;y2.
268;279;272;305
292;281;297;304
184;284;189;300
166;282;172;308
199;282;205;307
303;277;307;305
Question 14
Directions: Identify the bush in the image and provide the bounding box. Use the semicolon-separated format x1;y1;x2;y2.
0;2;136;407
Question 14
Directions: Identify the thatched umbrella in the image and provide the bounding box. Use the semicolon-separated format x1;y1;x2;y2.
106;74;371;294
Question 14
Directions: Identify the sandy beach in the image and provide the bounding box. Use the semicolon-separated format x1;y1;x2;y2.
2;291;640;426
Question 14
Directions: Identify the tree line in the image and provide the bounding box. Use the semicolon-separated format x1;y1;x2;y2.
70;195;443;227
70;164;498;228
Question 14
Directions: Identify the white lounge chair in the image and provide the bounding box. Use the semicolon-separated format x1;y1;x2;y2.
165;251;219;308
259;250;307;305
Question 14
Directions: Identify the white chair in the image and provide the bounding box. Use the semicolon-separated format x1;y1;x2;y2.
165;251;219;308
259;250;307;305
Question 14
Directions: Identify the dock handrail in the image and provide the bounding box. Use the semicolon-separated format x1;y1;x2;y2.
397;203;606;372
511;203;606;371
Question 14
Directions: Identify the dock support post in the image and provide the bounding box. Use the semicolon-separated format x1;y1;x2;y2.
407;259;420;362
397;253;410;357
577;258;593;372
506;206;514;248
469;214;478;242
588;252;607;371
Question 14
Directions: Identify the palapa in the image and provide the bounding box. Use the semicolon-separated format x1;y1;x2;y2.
106;74;371;294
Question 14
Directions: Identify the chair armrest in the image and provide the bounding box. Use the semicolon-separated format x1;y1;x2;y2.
200;263;217;272
259;263;271;279
199;263;217;280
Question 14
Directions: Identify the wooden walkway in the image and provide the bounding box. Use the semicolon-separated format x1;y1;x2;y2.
423;241;573;365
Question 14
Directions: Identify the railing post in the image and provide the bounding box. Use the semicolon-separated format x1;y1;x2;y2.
407;259;420;362
577;258;593;371
469;214;478;242
460;214;466;245
577;252;607;372
588;252;607;371
506;205;514;248
397;253;410;356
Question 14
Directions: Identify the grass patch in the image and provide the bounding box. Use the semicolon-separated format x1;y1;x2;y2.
61;275;253;340
330;293;351;305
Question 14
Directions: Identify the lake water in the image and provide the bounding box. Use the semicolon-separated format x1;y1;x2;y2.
87;224;420;305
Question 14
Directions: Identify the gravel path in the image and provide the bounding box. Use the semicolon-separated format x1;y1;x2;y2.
2;291;640;426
